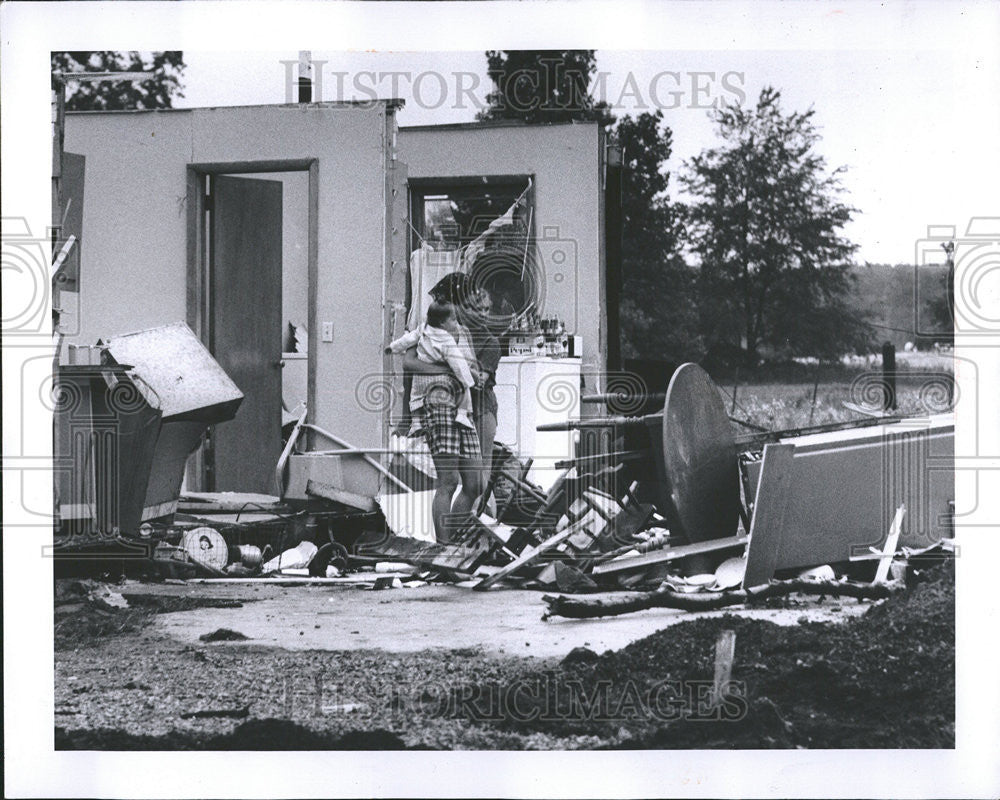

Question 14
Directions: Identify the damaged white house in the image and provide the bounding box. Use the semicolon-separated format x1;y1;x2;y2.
61;101;621;500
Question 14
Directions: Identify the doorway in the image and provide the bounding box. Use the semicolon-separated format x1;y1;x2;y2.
186;160;318;494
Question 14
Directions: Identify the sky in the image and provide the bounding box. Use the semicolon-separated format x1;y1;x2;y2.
174;43;999;265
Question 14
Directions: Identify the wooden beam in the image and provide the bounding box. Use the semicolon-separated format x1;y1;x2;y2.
874;505;906;584
591;534;748;577
740;444;795;588
306;479;377;512
473;522;582;591
542;577;904;620
710;629;737;708
50;235;77;280
185;168;207;492
185;576;397;586
307;158;319;442
735;415;909;449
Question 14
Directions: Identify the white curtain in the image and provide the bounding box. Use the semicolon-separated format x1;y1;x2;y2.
406;245;463;331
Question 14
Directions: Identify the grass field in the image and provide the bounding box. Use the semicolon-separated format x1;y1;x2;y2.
714;351;955;431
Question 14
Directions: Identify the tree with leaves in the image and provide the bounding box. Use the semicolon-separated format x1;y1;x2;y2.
615;111;701;362
479;50;613;125
51;52;185;111
681;86;871;363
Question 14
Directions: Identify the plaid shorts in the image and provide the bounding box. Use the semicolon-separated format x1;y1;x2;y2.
420;399;482;460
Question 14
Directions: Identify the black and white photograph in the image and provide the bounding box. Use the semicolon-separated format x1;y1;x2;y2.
3;1;999;797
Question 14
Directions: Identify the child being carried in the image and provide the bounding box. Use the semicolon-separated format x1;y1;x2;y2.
386;300;478;430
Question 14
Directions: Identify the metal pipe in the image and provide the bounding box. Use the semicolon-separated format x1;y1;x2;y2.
580;394;768;433
730;416;770;432
302;423;412;493
308;448;403;456
734;414;910;448
541;410;914;447
581;392;666;404
536;414;659;432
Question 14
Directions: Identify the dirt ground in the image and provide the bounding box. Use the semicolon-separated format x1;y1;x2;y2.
54;561;953;750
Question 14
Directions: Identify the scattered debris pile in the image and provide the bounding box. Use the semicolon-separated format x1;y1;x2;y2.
351;362;954;618
54;343;955;625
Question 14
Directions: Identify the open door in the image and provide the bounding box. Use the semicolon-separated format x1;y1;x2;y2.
209;175;283;493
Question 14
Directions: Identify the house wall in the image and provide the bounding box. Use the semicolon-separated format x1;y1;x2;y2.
63;104;395;467
63;110;193;344
398;122;607;391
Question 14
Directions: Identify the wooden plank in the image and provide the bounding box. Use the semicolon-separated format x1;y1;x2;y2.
306;479;377;512
735;414;908;449
454;515;519;561
473;520;586;591
874;504;906;584
185;575;401;586
592;529;670;564
710;629;737;708
582;489;620;522
186;168;208;493
185;169;206;340
51;235;77;281
741;444;795;588
555;450;646;470
591;534;749;577
356;534;484;573
503;472;548;504
490;456;537;514
306;159;319;446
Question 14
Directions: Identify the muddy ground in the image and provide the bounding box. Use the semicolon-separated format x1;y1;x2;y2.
54;561;953;750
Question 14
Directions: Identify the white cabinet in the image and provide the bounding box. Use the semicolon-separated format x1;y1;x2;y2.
494;355;581;491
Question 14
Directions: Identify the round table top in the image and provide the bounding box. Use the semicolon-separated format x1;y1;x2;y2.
660;363;740;543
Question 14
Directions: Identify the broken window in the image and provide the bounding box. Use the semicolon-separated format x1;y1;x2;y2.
408;176;535;325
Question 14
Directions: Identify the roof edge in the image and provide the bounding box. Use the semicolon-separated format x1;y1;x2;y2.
65;99;404;116
400;118;601;132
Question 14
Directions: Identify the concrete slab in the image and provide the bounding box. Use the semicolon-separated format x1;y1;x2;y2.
141;580;870;659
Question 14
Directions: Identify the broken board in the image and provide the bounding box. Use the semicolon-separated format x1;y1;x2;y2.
355;534;487;574
473;518;595;591
306;479;377;512
591;534;749;577
742;416;954;587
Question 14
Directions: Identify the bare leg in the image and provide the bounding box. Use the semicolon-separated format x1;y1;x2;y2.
476;408;497;481
430;452;460;543
474;408;498;512
451;455;483;523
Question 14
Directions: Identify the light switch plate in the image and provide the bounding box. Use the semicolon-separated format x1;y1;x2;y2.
321;322;334;342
